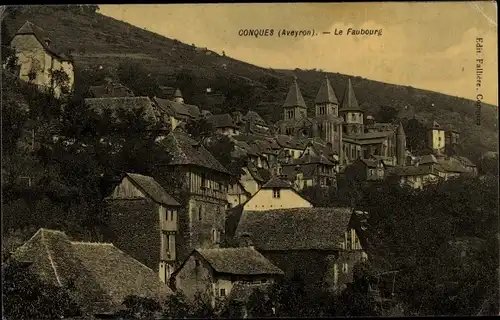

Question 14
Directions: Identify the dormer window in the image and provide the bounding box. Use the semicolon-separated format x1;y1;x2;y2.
319;106;326;115
287;110;294;119
273;189;281;198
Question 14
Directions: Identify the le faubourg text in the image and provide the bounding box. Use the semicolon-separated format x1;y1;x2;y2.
237;28;383;38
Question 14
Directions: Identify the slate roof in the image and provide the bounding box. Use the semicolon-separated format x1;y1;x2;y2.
229;282;273;302
14;21;71;62
275;135;308;150
283;76;307;109
243;111;267;125
417;154;438;165
10;229;171;314
207;114;237;129
161;129;231;175
234;207;353;251
340;79;362;112
246;162;266;183
262;176;293;189
435;158;468;173
427;120;443;130
89;80;135;98
296;153;335;166
125;173;180;206
453;156;476;167
315;75;339;104
84;97;159;123
153;97;200;119
386;165;439;177
194;247;284;276
353;131;394;140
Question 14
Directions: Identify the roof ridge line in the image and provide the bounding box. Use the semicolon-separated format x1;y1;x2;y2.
41;230;62;286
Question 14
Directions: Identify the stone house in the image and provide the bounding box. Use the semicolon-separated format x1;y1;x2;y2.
153;89;201;130
88;78;135;98
104;173;182;283
242;176;313;212
230;207;367;293
281;153;338;190
9;228;172;316
169;247;283;304
10;21;74;98
160;129;232;265
344;158;386;182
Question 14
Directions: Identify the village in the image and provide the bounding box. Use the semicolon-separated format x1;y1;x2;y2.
2;11;499;320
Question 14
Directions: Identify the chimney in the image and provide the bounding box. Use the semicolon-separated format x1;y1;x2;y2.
239;233;253;249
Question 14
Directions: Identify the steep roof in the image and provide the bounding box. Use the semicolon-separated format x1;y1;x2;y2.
275;135;309;150
14;21;71;62
89;80;135;98
153;97;200;119
435;158;468;173
173;88;183;99
296;153;335;166
416;154;438;165
161;129;231;175
315;75;339;104
340;78;362;112
195;247;284;276
207;114;237;129
10;229;171;314
262;176;292;189
386;165;440;177
243;111;267;125
283;76;307;109
84;97;159;123
360;158;383;168
234;207;354;251
125;173;180;206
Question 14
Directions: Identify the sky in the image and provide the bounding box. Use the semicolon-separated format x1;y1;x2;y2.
100;2;498;105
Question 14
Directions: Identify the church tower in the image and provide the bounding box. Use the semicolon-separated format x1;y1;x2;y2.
396;122;406;166
339;78;364;136
313;75;344;164
315;75;339;117
282;76;307;121
172;88;184;104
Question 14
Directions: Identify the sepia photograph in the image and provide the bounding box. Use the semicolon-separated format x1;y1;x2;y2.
1;2;498;318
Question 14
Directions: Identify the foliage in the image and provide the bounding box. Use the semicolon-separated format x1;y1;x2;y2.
359;175;499;316
116;61;161;97
162;291;191;319
205;135;246;179
403;118;428;154
116;295;162;319
3;260;82;319
376;105;398;123
300;185;345;207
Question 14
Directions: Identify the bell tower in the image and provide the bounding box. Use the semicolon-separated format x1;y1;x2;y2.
282;76;307;121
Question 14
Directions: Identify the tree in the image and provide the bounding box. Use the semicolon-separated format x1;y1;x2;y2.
204;135;246;179
376;105;398;123
162;291;191;319
116;295;162;319
116;61;160;97
3;261;82;319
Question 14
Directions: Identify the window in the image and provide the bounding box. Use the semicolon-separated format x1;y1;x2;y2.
166;210;171;220
343;263;349;273
352;113;356;121
287;110;294;119
171;210;176;221
369;169;373;175
212;229;217;244
286;128;293;135
195;259;200;267
198;206;203;221
201;173;207;188
220;288;226;297
273;189;281;198
319;106;326;115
